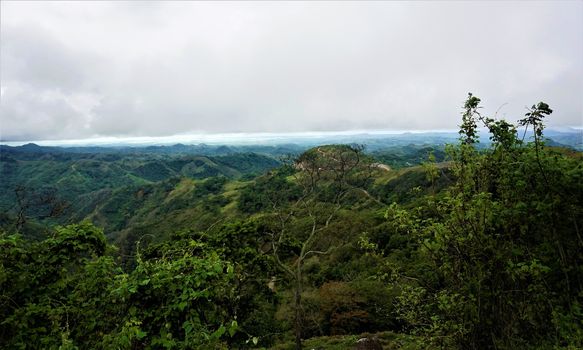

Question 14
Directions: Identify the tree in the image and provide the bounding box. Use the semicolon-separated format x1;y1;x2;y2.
0;222;242;349
263;145;379;349
388;94;583;348
13;185;69;232
0;222;111;348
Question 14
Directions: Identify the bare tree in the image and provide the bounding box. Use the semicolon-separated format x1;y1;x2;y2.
14;185;29;231
266;145;378;349
13;185;70;231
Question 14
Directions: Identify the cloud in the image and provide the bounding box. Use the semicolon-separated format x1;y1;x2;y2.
1;1;581;141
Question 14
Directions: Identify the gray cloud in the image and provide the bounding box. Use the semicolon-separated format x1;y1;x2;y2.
1;1;581;141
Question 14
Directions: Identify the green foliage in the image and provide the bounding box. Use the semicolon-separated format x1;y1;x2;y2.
269;331;409;350
371;145;446;170
316;280;396;335
388;94;583;349
109;245;236;349
238;169;302;214
374;167;452;204
1;223;114;349
1;96;581;349
0;223;243;349
0;151;280;235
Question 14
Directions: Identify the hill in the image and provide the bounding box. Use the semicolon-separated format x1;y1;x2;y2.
1;117;580;349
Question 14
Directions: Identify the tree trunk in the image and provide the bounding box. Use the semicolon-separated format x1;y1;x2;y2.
294;266;302;350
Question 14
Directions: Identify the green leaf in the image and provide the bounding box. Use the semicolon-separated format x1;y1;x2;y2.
136;330;147;340
228;320;238;337
211;325;226;340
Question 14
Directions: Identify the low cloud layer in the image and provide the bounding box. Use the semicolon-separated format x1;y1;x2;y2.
1;1;581;141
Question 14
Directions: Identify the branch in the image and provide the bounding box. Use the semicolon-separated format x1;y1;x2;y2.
270;232;295;278
304;246;334;259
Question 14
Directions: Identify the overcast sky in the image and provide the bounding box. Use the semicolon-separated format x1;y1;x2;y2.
1;1;582;141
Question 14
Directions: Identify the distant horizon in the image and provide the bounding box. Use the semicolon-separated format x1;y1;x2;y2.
1;126;581;148
0;129;460;147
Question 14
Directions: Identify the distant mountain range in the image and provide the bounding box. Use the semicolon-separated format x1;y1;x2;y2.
2;127;581;151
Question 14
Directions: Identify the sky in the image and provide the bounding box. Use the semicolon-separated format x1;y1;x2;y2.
1;1;582;142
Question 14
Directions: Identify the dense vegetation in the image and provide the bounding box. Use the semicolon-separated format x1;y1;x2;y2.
1;95;582;349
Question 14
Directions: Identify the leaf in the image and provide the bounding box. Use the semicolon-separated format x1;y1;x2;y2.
182;320;193;334
211;325;226;339
228;320;238;337
136;330;147;339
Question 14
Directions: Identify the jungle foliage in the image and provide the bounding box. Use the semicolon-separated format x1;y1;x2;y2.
1;95;582;349
384;95;583;349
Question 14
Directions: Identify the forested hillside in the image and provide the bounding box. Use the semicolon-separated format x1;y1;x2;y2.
1;95;582;349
